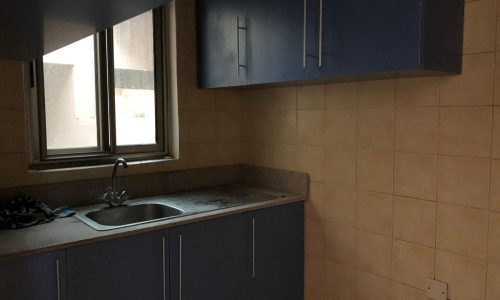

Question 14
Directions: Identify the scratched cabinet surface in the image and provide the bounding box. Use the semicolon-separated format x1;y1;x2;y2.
0;250;66;300
65;231;167;300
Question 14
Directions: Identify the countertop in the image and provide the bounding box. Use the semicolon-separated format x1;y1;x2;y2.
0;184;306;259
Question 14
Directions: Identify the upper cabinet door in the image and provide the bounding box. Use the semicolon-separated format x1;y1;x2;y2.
197;0;248;88
66;231;166;300
0;250;66;300
246;0;305;85
169;213;253;300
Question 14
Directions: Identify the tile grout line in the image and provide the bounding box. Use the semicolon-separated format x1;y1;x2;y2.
434;74;442;281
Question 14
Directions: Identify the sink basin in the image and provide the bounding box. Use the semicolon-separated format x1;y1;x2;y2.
75;203;185;230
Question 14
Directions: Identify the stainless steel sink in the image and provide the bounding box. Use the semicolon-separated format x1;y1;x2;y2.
75;202;185;231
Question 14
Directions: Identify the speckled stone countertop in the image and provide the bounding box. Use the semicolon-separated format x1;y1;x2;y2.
0;184;306;259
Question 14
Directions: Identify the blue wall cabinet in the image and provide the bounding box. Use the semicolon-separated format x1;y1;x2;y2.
251;202;304;300
197;0;248;87
197;0;463;88
66;231;167;300
0;250;66;300
169;213;253;300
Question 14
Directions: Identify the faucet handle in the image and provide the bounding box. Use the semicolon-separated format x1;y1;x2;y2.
119;191;129;203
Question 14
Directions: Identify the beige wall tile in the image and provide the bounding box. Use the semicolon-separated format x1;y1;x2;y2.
325;149;356;187
394;196;436;247
436;204;489;260
305;253;324;290
0;153;40;188
463;0;496;54
324;185;356;227
358;79;395;107
242;88;274;110
272;86;297;110
305;217;325;256
242;142;274;168
0;109;27;154
488;213;500;264
305;288;325;300
325;82;357;108
177;75;216;110
181;142;217;169
356;230;392;277
395;152;437;201
392;240;435;290
441;53;495;106
439;106;492;157
187;110;216;142
215;142;241;166
357;107;395;151
298;109;325;146
357;150;394;194
495;54;500;105
437;156;490;209
324;222;356;265
356;270;392;300
322;260;356;300
295;145;325;182
215;110;242;142
214;89;242;110
325;108;356;151
491;107;500;158
486;263;500;300
395;77;440;107
298;84;325;109
435;250;487;300
490;159;500;211
395;107;439;154
242;110;274;143
272;110;297;144
273;144;298;171
0;61;24;109
356;190;393;237
306;182;325;220
391;282;428;300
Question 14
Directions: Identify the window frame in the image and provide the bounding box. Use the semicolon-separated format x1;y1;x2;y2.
27;6;172;169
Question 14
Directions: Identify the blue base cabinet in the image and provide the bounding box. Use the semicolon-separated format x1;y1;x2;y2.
252;202;304;300
197;0;464;88
66;231;167;300
169;213;253;300
0;250;66;300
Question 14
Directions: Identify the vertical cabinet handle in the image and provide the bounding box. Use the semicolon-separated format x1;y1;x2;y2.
236;17;248;76
56;259;61;300
303;0;307;68
318;0;323;67
179;235;183;300
252;218;256;278
162;237;167;300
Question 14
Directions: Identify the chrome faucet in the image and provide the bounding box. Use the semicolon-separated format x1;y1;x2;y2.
101;158;129;207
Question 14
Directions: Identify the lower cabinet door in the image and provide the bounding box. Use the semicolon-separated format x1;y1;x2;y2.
252;202;304;300
0;250;66;300
66;231;167;300
169;213;253;300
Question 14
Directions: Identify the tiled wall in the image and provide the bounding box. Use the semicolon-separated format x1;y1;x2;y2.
240;0;500;299
0;0;242;189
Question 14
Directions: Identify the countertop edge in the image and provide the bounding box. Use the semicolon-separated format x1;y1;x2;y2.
0;192;306;259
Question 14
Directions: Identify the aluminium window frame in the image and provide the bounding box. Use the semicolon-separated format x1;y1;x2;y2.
27;6;172;169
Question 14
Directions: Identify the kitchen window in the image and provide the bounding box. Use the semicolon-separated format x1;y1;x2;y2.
28;6;175;169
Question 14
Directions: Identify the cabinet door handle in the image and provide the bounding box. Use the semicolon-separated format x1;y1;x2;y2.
236;16;247;76
56;259;61;300
318;0;323;67
162;237;167;300
179;234;183;300
303;0;307;68
252;218;256;278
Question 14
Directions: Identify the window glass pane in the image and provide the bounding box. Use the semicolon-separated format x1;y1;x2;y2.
113;11;157;146
43;35;98;150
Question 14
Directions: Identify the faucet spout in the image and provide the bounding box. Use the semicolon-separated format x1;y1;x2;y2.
112;158;128;194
